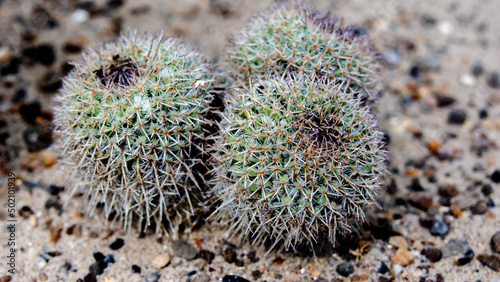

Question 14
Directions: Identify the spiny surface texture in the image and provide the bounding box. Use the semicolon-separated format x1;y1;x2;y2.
212;74;386;251
54;33;214;234
225;3;381;100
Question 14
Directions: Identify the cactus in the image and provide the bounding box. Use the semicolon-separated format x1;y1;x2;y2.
225;2;381;101
211;74;386;251
54;33;214;234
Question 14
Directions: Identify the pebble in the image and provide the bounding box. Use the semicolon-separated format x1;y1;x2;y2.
192;272;210;282
409;195;434;211
38;150;57;167
22;45;56;66
172;240;198;260
437;21;453;34
391;248;413;266
459;73;477;87
336;262;354;277
430;220;449;236
477;254;500;271
442;239;471;258
109;238;124;250
222;275;250;282
470;200;489;214
448;109;467;125
378;261;390;274
482;184;493;197
33;256;48;270
198;249;215;264
70;9;90;24
131;264;141;273
93;252;105;262
145;271;161;282
151;253;170;268
89;261;108;275
491;231;500;253
84;273;97;282
388;236;408;250
422;248;443;262
435;95;455;107
471;63;484;77
454;249;475;266
479;108;488;119
381;48;401;67
487;72;500;88
393;264;404;275
59;262;72;273
0;47;12;64
491;170;500;183
19;206;34;219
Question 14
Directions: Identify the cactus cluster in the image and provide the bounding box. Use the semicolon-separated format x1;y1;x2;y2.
54;2;387;252
225;2;381;101
211;74;386;250
54;33;214;233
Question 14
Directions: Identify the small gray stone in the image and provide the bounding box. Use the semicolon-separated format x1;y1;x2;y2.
442;239;471;258
381;48;401;67
487;72;500;88
192;272;210;282
172;240;198;260
145;271;161;282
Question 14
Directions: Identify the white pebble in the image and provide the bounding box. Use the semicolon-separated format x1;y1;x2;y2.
459;73;477;87
393;264;403;275
70;9;89;24
438;21;453;35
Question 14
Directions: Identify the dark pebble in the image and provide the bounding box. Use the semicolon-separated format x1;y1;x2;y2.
23;126;53;152
386;179;397;194
422;248;442;262
482;184;493;196
378;276;393;282
470;200;489;214
421;15;437;26
247;250;258;263
0;132;8;145
48;185;65;196
59;262;72;273
83;273;97;282
105;254;115;263
448;109;467;125
1;57;22;76
487;72;500;88
251;270;262;279
487;199;495;207
93;252;105;262
336;262;354;277
477;254;500;271
88;261;108;275
438;184;458;198
19;101;41;124
430;221;449;236
221;275;250;282
145;271;161;282
491;170;500;183
44;198;62;211
491;231;500;253
62;42;83;54
471;64;484;76
19;206;34;219
61;61;75;75
377;261;390;274
187;270;197;277
436;95;455;107
46;251;62;257
222;246;237;263
107;0;124;8
479;108;488;119
409;65;420;79
131;264;141;274
39;72;63;93
22;44;56;66
109;238;124;250
368;217;392;241
197;249;215;264
12;89;26;103
409;195;433;211
408;177;426;192
454;249;474;266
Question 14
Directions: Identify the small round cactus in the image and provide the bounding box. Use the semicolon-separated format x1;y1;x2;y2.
54;33;214;234
225;2;381;100
211;74;386;251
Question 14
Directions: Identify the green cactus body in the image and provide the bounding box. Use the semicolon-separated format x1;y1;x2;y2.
212;74;386;250
54;33;214;233
226;3;381;100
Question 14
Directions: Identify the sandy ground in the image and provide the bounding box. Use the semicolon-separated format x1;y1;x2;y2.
1;0;500;281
